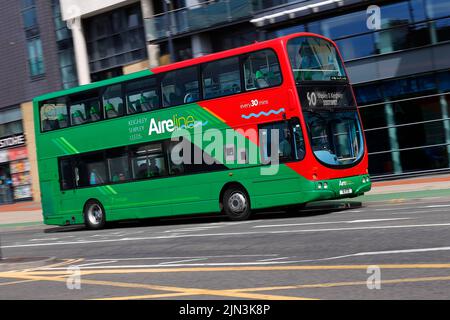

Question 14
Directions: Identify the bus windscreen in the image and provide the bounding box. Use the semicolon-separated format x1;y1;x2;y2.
287;36;347;82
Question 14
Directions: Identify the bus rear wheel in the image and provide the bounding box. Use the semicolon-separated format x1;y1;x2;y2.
223;187;251;221
84;200;106;230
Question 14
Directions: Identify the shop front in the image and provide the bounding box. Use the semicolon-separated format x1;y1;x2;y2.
0;133;32;204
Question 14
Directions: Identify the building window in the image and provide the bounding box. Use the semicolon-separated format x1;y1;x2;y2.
21;0;45;77
22;5;38;29
52;0;78;89
84;3;147;74
27;38;45;77
335;34;376;61
355;70;450;177
426;0;450;19
21;0;39;37
0;121;24;137
270;0;450;61
0;107;24;137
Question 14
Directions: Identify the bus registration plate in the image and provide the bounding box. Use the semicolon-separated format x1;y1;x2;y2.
339;188;353;195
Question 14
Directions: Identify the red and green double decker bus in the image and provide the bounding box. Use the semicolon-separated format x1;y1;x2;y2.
34;33;371;229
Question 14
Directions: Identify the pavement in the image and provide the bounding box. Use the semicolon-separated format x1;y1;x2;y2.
0;173;449;228
0;202;42;228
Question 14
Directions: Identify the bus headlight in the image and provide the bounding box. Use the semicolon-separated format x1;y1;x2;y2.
318;182;323;189
323;182;328;189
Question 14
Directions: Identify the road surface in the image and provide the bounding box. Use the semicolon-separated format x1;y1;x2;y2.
1;197;450;300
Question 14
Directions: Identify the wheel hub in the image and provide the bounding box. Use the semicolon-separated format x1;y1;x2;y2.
228;192;247;214
87;204;103;225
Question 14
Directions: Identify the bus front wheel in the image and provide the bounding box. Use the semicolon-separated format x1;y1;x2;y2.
84;200;106;230
223;187;251;221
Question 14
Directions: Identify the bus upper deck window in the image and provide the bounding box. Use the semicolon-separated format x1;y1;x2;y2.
103;84;124;118
243;50;281;91
40;99;69;131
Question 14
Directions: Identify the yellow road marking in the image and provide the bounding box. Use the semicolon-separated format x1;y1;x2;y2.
21;258;84;273
234;275;450;292
0;279;36;286
93;291;311;300
1;273;314;300
93;292;195;300
3;262;450;300
12;263;450;276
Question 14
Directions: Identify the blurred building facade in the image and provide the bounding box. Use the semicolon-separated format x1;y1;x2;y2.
1;0;449;205
0;0;152;204
0;0;81;203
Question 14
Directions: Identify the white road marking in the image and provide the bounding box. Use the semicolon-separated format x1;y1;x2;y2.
4;222;450;249
295;246;450;263
83;254;278;262
76;260;118;267
28;238;60;241
164;226;222;233
159;258;208;265
391;209;449;215
376;204;450;211
253;218;411;228
348;218;411;223
257;257;291;262
39;246;450;270
38;261;303;270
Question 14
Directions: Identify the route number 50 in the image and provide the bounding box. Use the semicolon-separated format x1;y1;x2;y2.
307;92;317;107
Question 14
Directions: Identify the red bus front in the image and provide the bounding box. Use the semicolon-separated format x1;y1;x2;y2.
281;33;371;198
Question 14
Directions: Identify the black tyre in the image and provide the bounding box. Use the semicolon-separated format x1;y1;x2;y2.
84;200;106;230
222;187;251;221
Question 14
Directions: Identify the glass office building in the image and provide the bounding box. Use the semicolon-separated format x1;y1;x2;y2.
147;0;450;179
265;0;450;178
